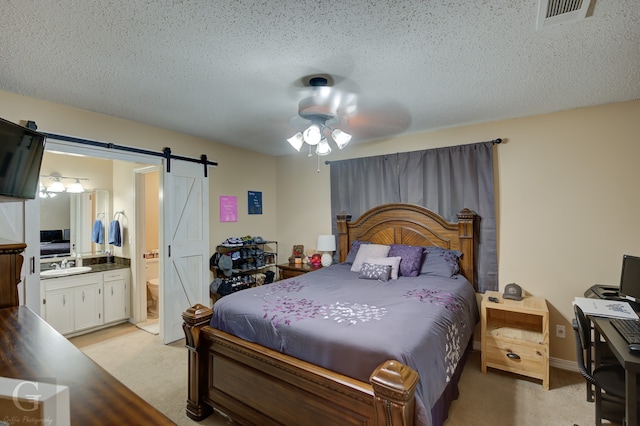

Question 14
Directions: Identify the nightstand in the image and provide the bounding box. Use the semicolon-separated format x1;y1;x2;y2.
278;263;322;280
481;291;549;389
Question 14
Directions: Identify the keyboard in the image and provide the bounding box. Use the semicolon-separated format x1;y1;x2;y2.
610;318;640;344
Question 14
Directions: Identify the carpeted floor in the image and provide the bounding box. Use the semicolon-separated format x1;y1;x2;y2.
70;323;610;426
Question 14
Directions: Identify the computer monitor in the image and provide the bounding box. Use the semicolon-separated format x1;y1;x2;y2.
619;254;640;303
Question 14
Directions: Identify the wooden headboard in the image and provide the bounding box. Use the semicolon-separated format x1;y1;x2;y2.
336;203;478;290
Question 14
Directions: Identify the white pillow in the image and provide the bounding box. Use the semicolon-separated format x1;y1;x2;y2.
350;244;390;272
365;256;401;280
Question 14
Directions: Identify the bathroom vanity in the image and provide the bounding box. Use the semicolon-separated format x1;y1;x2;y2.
42;263;130;336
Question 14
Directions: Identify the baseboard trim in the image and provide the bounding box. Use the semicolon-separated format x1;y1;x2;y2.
472;340;578;372
550;357;578;371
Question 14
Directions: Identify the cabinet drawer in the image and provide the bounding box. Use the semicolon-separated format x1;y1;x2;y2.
281;269;305;279
44;273;100;291
103;269;128;282
484;337;547;378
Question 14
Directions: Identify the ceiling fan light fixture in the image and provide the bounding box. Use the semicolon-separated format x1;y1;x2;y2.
287;132;304;151
331;128;352;149
315;138;332;156
303;124;322;145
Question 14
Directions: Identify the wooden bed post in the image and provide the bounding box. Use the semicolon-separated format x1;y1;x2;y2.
370;360;419;426
182;304;214;420
336;211;352;263
456;208;477;290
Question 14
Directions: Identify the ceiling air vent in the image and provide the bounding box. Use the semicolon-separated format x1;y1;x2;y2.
537;0;593;30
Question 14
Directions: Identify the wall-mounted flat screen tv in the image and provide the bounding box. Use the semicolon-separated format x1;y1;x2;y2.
0;118;46;200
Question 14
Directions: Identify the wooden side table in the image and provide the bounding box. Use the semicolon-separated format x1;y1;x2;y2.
278;263;323;280
481;290;549;389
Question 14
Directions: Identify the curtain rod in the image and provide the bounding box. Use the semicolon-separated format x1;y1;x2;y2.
324;138;502;165
37;128;218;176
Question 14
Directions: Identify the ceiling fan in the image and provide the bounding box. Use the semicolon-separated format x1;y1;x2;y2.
287;74;411;157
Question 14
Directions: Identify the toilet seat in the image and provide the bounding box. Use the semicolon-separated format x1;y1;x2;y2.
149;278;159;286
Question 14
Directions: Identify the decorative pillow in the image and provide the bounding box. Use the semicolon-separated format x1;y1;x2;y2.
350;244;391;272
359;263;392;282
420;246;462;277
344;240;370;265
388;244;424;277
365;256;401;280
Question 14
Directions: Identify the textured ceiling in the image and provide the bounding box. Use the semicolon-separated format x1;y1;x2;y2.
1;1;639;156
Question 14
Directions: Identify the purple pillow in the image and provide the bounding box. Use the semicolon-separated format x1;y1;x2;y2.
344;240;370;264
420;246;462;277
388;244;424;277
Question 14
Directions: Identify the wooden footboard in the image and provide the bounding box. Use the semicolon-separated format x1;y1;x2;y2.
183;304;419;426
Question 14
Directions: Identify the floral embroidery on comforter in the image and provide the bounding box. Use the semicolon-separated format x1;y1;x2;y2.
212;263;478;426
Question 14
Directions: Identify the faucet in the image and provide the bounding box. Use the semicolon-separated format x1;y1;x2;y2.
50;262;61;270
60;259;75;269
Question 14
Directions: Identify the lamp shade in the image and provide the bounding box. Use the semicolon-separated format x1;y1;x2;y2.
303;124;322;145
317;235;336;267
317;234;336;252
315;138;332;156
287;132;304;151
331;128;352;149
66;179;85;193
47;179;66;193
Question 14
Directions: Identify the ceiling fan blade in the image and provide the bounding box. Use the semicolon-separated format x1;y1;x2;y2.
287;74;411;142
340;95;411;140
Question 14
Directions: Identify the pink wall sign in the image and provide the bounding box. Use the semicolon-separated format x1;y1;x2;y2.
220;195;237;222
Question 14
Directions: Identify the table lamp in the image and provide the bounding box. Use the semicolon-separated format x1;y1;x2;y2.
316;234;336;267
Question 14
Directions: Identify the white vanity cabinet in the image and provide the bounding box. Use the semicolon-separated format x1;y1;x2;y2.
103;269;129;324
43;267;131;336
43;287;75;334
44;273;103;335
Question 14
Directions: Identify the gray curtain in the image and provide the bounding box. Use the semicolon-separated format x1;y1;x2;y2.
329;141;497;293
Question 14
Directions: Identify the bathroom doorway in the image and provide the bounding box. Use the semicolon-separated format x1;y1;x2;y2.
134;166;161;335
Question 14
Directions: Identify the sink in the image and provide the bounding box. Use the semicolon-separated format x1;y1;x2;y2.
40;266;93;277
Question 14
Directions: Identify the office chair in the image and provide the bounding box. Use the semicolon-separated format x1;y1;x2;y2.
573;304;638;425
582;312;618;403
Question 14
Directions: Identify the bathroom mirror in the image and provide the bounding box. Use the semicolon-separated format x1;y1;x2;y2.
40;189;110;259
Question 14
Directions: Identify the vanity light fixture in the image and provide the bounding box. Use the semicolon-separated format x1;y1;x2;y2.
41;173;89;193
47;175;66;193
66;179;85;193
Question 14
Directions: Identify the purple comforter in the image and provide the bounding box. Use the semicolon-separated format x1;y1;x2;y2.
211;263;479;426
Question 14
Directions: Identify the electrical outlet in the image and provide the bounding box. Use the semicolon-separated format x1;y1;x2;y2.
556;324;566;338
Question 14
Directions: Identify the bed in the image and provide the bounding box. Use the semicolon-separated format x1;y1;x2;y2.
183;203;478;426
40;229;71;257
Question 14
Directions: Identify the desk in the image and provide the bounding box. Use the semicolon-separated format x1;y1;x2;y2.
590;315;640;426
0;306;174;425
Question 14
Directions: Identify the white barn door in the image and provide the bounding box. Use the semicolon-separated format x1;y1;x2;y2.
162;159;209;343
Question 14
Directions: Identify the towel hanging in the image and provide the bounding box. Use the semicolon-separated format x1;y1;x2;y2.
108;220;122;247
91;219;104;244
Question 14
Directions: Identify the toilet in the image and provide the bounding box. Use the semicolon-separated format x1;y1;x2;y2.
145;257;159;315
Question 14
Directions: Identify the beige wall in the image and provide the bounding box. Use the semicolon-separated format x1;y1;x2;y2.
276;99;640;362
